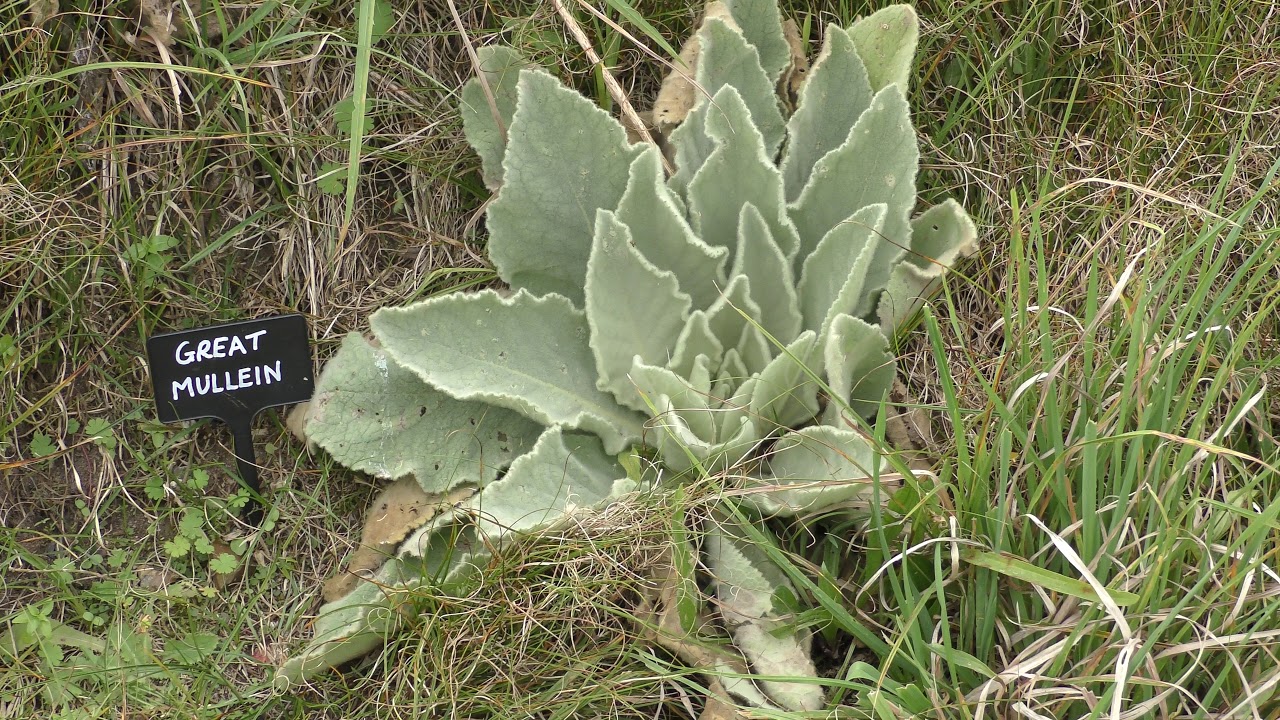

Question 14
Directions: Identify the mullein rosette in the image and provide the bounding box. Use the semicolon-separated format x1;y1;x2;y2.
279;1;976;711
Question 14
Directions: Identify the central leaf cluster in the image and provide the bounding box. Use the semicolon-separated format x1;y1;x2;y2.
280;3;979;706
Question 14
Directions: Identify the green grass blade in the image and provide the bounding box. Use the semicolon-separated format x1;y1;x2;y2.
960;549;1140;606
340;0;380;245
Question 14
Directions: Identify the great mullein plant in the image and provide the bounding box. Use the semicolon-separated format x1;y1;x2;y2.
279;1;976;711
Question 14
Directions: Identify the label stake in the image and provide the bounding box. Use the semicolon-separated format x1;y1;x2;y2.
146;314;314;526
231;420;263;524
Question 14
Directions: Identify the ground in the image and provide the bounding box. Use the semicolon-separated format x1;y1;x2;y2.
3;0;1280;718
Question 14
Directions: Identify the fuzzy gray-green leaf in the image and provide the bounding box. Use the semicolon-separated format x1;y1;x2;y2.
468;426;626;542
276;554;431;685
630;360;717;442
707;274;765;354
669;311;724;380
797;203;886;336
714;414;764;472
278;524;491;685
689;86;799;261
706;523;783;623
371;289;645;454
666;105;714;199
848;4;919;95
732;204;802;341
586;210;692;411
749;330;819;431
635;356;765;475
459;46;530;190
696;19;786;156
878;199;979;330
780;26;872;200
735;323;774;377
641;364;762;475
823;314;895;422
643;408;712;474
723;0;791;83
397;513;491;583
614;149;728;310
732;624;824;711
275;561;399;686
789;85;916;282
486;70;642;305
304;333;542;494
714;371;759;452
748;425;882;516
716;348;750;395
668;18;787;192
706;519;824;711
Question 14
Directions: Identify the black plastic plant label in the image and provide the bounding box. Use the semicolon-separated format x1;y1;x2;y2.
146;314;314;524
147;315;314;425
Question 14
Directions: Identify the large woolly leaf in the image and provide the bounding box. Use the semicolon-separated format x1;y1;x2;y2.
848;5;919;95
645;410;743;476
712;414;765;473
715;348;750;398
467;426;628;542
304;333;543;494
723;0;791;83
706;274;764;355
696;19;786;156
689;86;799;260
877;199;979;330
486;70;642;305
749;330;819;431
319;482;476;604
717;658;781;710
278;527;479;685
276;560;403;686
459;46;530;190
638;359;762;475
666;106;714;200
746;425;882;516
668;18;787;192
669;311;724;380
731;624;824;711
397;507;490;575
796;203;886;337
706;526;781;623
903;199;980;269
788;85;917;273
643;408;714;474
371;289;646;454
779;26;872;200
705;520;824;711
713;373;760;457
731;204;802;342
630;360;718;443
586;210;692;411
823;314;895;423
735;323;774;377
614;149;728;310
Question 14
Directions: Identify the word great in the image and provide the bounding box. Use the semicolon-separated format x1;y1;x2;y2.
175;330;266;365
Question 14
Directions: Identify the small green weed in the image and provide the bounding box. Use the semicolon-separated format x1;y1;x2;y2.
122;235;181;291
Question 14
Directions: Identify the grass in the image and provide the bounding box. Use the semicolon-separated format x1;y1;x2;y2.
2;0;1279;717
